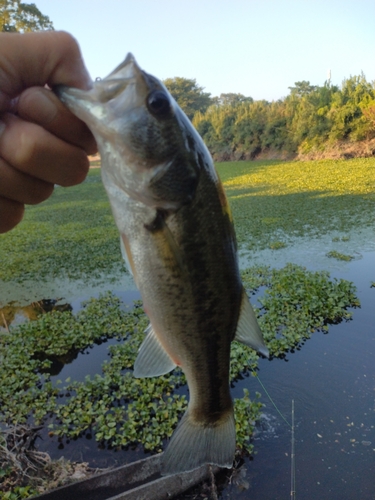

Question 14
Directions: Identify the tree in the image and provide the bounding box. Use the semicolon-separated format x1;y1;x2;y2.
215;93;253;106
0;0;53;32
361;102;375;133
288;81;317;97
163;77;212;120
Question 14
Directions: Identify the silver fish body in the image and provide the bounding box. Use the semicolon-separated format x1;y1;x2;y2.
57;54;269;475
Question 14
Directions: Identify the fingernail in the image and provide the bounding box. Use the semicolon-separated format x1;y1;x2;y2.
18;89;57;125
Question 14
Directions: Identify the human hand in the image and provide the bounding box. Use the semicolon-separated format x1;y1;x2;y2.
0;30;97;233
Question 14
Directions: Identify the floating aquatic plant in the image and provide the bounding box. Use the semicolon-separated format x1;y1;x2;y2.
219;158;374;248
0;265;359;464
269;241;287;250
326;250;354;261
0;158;373;284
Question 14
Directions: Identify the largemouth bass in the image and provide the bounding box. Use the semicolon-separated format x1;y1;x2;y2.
57;54;269;475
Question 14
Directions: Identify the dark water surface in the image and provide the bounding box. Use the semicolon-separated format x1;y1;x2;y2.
225;252;374;500
36;254;374;499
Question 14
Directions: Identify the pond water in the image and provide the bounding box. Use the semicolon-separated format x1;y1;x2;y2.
223;251;375;500
27;249;374;499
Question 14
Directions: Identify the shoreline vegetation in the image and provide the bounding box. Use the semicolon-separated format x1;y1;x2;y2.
166;75;375;162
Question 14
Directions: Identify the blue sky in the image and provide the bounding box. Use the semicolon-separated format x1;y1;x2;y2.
34;0;374;101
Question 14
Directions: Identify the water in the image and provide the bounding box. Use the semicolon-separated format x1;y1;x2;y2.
3;247;374;497
47;290;141;381
224;252;375;499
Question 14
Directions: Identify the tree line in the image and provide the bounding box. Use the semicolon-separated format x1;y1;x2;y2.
164;76;375;160
2;1;374;160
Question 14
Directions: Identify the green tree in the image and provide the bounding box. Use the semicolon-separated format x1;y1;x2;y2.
361;101;375;136
0;0;53;32
285;82;339;151
163;77;212;120
288;80;317;97
261;101;290;151
233;101;270;157
193;74;375;159
328;75;375;141
215;93;253;106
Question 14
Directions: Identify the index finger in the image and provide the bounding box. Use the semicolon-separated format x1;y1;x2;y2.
0;31;92;106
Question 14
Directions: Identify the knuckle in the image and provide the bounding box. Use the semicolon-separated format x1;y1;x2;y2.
55;31;81;61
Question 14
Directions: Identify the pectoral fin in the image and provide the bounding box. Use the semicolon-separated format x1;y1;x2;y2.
144;210;188;278
234;288;269;358
134;324;177;377
120;234;137;282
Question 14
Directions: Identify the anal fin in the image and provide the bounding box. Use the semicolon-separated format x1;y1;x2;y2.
134;324;177;378
234;287;269;358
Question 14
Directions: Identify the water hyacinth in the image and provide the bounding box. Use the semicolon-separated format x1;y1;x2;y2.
0;265;359;455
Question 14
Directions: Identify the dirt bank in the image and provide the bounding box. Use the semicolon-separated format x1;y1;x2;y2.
296;137;375;161
210;138;375;162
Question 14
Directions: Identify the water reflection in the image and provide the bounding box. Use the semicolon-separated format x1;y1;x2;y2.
0;299;72;330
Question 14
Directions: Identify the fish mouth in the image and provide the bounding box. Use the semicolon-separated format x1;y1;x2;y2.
105;52;139;80
54;52;147;124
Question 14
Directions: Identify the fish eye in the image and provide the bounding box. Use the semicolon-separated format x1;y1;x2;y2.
146;90;171;118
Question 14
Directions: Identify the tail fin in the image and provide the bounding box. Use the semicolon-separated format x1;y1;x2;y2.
161;407;236;475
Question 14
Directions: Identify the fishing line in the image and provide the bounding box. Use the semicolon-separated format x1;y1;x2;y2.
291;399;296;500
252;372;292;428
252;373;297;498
